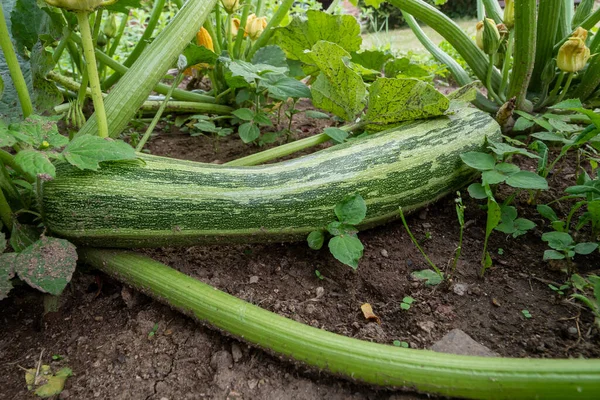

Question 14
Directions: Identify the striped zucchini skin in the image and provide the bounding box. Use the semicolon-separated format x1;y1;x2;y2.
41;107;500;247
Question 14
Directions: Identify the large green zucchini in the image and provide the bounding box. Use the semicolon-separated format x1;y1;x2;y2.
41;107;500;247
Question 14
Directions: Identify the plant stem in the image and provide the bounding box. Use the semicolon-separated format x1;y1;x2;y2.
136;73;183;151
76;11;109;138
256;0;265;16
499;30;514;98
247;0;295;59
79;248;600;399
486;55;504;104
399;207;442;277
539;71;565;108
75;0;220;139
555;72;575;104
103;0;167;89
108;13;129;57
215;5;223;51
0;186;13;230
52;29;72;64
233;0;251;59
0;3;33;117
0;149;30;182
224;122;365;166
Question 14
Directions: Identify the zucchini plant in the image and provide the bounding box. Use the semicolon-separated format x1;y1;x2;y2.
391;0;600;111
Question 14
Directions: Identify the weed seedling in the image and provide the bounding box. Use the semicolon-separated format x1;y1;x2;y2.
315;270;324;280
307;194;366;269
148;323;159;339
400;296;415;310
398;207;442;278
521;309;532;319
393;340;409;348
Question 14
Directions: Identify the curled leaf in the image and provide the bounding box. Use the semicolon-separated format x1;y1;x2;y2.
360;303;381;324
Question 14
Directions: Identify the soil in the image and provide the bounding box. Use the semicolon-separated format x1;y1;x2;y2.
1;102;599;400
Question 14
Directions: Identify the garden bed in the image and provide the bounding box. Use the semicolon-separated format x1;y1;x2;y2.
1;106;598;399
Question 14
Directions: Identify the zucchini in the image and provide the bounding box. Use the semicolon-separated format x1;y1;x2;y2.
41;107;500;247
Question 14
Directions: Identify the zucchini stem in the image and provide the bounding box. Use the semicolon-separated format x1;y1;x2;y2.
247;0;295;59
76;11;109;138
224;121;366;166
0;186;13;230
79;248;600;400
136;73;183;151
0;3;33;117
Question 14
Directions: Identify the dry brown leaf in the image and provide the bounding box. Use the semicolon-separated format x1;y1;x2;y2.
360;303;381;324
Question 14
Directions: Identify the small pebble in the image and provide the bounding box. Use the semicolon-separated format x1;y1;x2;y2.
380;249;389;258
315;287;324;298
248;379;258;389
452;283;468;296
422;222;432;229
231;343;243;363
568;326;578;336
249;276;259;284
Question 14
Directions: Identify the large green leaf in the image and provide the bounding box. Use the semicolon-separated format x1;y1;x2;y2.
9;0;44;53
0;50;32;122
334;193;366;225
259;73;311;100
0;254;16;300
272;10;362;65
12;237;77;295
251;45;288;68
105;0;142;14
384;57;431;80
308;41;366;121
8;114;67;148
350;50;393;72
62;136;137;171
182;43;218;68
365;77;449;128
14;149;55;179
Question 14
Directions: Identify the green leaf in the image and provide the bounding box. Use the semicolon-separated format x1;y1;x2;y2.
594;280;600;306
324;127;348;144
0;47;32;122
228;60;287;83
305;110;330;119
251;45;288;68
308;41;367;121
260;73;311;100
232;108;255;121
447;82;478;102
0;255;16;300
13;237;77;295
9;222;39;252
505;171;549;190
326;221;358;236
365;77;449;128
542;231;574;251
62;136;136;171
565;185;600;196
467;182;488;199
537;204;559;222
410;269;443;286
104;0;142;13
350;50;392;72
460;152;496;171
513;117;535;131
253;111;272;126
9;115;66;148
550;99;584;109
482;170;507;185
574;242;598;255
0;231;5;253
273;10;362;65
34;367;73;397
182;43;218;68
485;197;502;241
238;122;260;143
307;231;325;250
14;149;55;179
487;141;539;159
383;57;430;79
9;0;45;53
328;234;364;269
495;162;520;174
544;249;565;260
0;121;17;147
334;193;367;225
531;131;571;143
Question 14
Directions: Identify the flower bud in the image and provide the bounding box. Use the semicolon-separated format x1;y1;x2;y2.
496;23;509;54
196;27;214;51
475;19;500;54
221;0;239;14
246;14;267;41
103;14;118;38
504;0;514;29
557;29;591;73
96;32;107;47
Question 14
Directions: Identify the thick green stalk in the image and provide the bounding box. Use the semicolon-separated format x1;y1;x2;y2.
233;0;251;59
499;30;514;97
80;249;600;399
402;12;498;113
507;0;536;109
76;0;219;139
52;29;72;64
0;4;33;117
204;18;221;55
572;0;594;27
557;0;572;43
476;0;484;20
136;74;182;151
529;0;562;92
138;100;232;114
224;123;362;167
555;72;574;104
76;11;108;138
247;0;295;59
389;0;502;92
481;0;503;24
103;0;167;89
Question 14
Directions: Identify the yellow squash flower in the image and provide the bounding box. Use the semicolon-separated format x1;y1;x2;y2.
504;0;514;29
221;0;239;14
557;28;591;73
246;14;267;41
